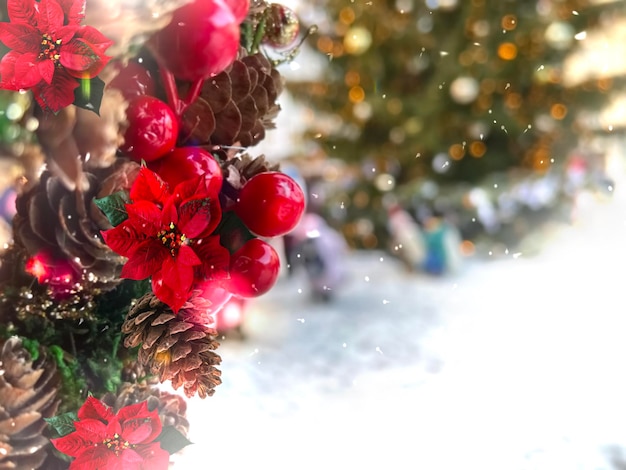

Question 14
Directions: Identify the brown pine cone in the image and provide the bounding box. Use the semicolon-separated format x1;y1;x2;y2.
0;337;61;470
221;152;280;192
122;293;222;399
180;50;284;149
12;159;140;291
101;382;190;437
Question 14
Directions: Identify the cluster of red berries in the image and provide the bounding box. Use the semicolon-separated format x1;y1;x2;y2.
107;0;305;310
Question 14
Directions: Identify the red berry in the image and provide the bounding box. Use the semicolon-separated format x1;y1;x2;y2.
148;147;223;195
148;0;240;82
235;171;305;237
227;238;280;298
108;59;156;101
121;96;179;162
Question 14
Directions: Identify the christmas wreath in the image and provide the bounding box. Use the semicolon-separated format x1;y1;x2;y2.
0;0;307;467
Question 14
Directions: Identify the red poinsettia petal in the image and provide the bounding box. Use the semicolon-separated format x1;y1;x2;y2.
192;235;231;281
77;395;115;422
101;221;146;258
152;256;197;312
177;244;202;267
0;23;40;53
119;448;145;469
160;198;179;228
61;37;111;78
171;175;210;203
57;24;79;43
51;432;90;458
152;276;189;313
0;51;19;90
120;240;168;280
136;442;170;470
177;199;212;239
32;69;78;113
38;58;55;84
130;167;169;206
69;446;118;470
75;25;114;53
117;402;162;444
73;419;108;444
13;52;42;88
37;0;67;37
57;0;86;25
125;200;162;235
7;0;36;25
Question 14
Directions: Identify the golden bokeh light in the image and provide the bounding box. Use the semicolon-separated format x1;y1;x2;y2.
550;103;567;120
469;141;487;158
449;143;466;160
501;15;517;31
344;70;361;87
497;42;518;60
339;7;356;25
349;85;365;103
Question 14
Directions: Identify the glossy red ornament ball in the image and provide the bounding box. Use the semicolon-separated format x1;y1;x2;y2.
108;59;156;101
149;147;223;195
148;0;240;81
222;0;249;23
235;171;305;237
121;96;179;163
227;238;280;298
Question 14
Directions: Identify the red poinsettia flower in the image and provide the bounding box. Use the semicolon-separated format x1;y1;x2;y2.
102;167;230;312
51;396;169;470
0;0;113;112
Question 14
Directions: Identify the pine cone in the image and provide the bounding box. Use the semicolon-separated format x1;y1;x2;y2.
221;152;280;192
0;337;61;470
101;382;190;437
12;159;140;291
180;51;284;148
122;293;222;399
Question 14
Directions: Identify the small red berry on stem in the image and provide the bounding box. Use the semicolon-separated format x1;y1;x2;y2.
121;96;179;163
227;238;280;298
235;171;306;238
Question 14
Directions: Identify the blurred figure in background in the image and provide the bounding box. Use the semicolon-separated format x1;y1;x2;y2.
385;201;426;273
288;211;349;302
421;209;463;276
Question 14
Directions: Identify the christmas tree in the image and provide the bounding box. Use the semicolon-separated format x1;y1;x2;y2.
0;0;306;467
288;0;626;249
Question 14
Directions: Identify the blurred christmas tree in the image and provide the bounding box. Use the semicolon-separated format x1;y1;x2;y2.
288;0;626;249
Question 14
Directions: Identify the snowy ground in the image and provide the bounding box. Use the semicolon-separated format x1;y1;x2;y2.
172;193;626;470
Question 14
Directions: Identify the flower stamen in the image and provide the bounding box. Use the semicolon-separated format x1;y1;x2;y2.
39;34;62;65
103;433;132;456
157;222;187;256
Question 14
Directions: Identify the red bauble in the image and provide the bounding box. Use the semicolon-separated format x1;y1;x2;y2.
148;147;223;194
235;171;305;237
148;0;240;82
227;238;280;298
222;0;249;22
108;59;156;101
121;96;179;162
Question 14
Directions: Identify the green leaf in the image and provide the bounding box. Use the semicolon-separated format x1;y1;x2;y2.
157;425;194;455
216;211;255;254
73;76;105;115
45;411;78;438
94;190;130;227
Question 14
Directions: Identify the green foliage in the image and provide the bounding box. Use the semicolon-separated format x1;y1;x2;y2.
73;76;106;115
94;190;131;227
48;345;89;414
45;411;78;439
157;426;194;455
216;210;255;254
